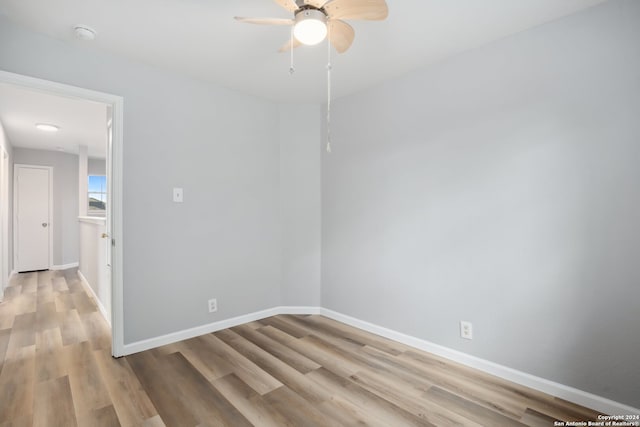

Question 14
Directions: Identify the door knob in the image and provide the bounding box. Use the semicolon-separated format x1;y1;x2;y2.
42;223;48;227
101;233;109;238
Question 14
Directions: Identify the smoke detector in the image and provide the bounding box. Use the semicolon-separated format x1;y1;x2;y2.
74;25;97;41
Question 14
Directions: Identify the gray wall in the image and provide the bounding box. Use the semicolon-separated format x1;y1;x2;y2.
13;148;79;267
279;104;322;306
88;158;106;176
2;0;638;409
322;0;640;408
0;16;282;343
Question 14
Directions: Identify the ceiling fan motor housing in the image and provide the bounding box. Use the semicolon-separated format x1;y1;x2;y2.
295;8;327;23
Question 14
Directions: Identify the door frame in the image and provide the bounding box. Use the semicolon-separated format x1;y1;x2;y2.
0;70;125;357
13;164;54;272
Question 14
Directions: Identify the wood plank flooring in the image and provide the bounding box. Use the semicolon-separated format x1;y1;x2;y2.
0;269;604;426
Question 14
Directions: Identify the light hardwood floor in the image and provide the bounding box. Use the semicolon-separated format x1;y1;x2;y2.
0;269;603;426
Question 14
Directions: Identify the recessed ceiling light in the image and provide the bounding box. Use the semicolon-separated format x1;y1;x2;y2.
35;123;60;132
74;25;97;41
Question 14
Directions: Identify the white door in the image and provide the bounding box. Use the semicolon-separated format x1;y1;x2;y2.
105;110;113;271
102;109;113;324
15;165;51;272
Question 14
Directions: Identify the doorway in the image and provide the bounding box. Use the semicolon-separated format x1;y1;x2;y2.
13;164;53;272
0;70;124;357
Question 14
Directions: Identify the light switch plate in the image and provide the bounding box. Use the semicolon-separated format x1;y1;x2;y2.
173;188;183;203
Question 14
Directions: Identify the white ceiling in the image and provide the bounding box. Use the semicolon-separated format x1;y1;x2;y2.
0;0;608;103
0;83;108;158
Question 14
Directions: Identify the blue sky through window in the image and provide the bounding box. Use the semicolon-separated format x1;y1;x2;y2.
89;175;106;193
88;175;107;210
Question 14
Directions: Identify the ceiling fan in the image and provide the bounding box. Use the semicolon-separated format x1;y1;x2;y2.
235;0;388;53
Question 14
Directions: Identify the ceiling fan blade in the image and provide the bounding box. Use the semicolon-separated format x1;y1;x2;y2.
278;37;302;52
234;17;294;25
273;0;299;12
324;0;388;21
329;20;355;53
304;0;330;7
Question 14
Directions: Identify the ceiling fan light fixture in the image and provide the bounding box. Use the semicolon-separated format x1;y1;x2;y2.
293;9;327;46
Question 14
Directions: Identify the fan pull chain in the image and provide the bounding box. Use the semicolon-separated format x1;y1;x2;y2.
289;26;295;75
326;22;332;153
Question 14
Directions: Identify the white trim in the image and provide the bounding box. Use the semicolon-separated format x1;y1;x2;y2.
278;306;322;315
0;70;125;358
121;305;638;416
318;308;640;417
122;306;320;355
77;270;110;326
50;262;79;271
13;164;54;272
123;307;281;355
110;91;125;358
3;270;17;295
78;216;106;225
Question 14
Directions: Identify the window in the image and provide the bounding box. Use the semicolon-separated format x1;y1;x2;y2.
88;175;106;215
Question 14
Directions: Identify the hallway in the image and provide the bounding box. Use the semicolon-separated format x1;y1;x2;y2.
0;269;161;426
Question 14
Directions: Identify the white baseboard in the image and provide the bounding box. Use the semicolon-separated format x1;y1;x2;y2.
121;305;638;416
278;306;322;315
1;270;17;301
319;308;639;417
4;270;17;289
51;262;79;271
77;270;110;327
123;306;320;355
122;307;279;355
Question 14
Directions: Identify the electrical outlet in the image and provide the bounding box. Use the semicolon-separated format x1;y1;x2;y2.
208;298;217;313
460;321;473;340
